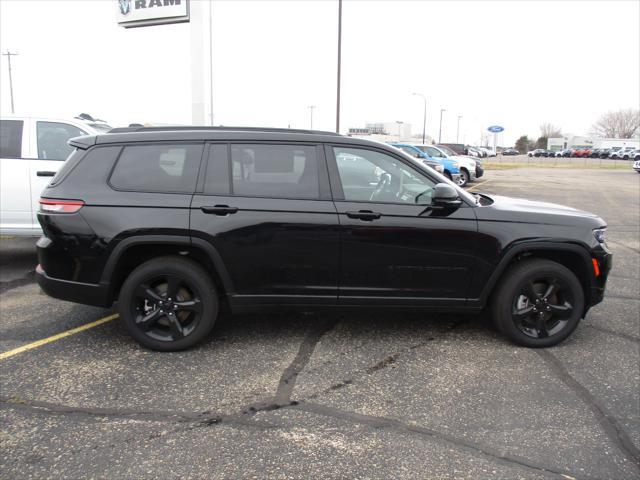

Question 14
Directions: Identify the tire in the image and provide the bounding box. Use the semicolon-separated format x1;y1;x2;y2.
118;256;218;351
458;169;470;187
491;259;584;348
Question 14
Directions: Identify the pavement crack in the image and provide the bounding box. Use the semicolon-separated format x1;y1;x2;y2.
536;350;640;469
272;317;337;405
294;402;599;480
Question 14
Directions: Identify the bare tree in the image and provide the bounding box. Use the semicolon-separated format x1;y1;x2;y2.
591;109;640;138
540;123;562;138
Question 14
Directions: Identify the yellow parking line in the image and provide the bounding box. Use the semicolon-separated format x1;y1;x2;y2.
0;314;119;361
466;179;490;192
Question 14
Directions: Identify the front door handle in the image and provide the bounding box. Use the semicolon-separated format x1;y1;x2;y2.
201;205;239;215
346;210;382;221
36;171;56;177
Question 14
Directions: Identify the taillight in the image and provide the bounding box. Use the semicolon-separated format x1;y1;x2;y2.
39;198;85;213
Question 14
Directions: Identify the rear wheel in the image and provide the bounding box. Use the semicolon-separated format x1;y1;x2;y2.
491;259;584;347
118;256;218;351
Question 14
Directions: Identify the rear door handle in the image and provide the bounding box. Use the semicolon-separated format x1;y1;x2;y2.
36;171;56;177
201;205;239;215
346;210;382;221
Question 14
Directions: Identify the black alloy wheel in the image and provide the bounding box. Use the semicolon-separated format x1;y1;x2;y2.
511;277;574;339
492;259;584;347
132;275;202;342
119;257;217;351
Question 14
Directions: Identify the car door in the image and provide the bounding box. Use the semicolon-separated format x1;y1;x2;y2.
190;142;340;307
326;144;478;307
29;120;90;231
0;118;31;234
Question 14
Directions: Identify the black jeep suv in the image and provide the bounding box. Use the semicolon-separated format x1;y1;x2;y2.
36;127;611;351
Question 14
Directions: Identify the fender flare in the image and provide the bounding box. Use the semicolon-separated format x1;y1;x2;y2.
476;241;594;306
100;235;235;296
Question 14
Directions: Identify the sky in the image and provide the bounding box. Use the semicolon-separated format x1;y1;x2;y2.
1;0;639;146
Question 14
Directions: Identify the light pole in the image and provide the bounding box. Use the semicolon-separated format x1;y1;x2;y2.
335;0;342;133
2;50;18;114
438;108;446;144
456;115;462;143
308;105;316;129
412;93;426;144
396;121;404;141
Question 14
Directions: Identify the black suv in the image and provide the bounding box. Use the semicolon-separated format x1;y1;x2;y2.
36;127;611;351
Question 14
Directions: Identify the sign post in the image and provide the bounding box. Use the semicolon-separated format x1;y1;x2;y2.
488;125;504;154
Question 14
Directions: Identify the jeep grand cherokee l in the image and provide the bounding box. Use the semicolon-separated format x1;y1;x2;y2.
36;127;611;351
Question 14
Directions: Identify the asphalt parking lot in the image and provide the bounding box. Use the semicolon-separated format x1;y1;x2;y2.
1;168;639;479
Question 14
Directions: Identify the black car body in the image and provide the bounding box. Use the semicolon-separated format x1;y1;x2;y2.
36;127;612;350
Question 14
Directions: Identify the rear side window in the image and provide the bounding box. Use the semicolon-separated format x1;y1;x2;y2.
49;149;84;186
110;144;203;193
0;120;23;158
37;121;87;160
231;144;319;199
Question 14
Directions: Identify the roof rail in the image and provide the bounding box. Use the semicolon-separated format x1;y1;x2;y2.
107;126;341;136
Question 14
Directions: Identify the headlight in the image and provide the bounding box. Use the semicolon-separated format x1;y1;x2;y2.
593;228;606;243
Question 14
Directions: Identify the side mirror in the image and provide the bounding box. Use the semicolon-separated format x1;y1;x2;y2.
432;183;462;208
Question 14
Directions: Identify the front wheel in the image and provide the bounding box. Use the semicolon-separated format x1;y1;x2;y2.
457;169;470;187
491;259;584;348
118;256;218;351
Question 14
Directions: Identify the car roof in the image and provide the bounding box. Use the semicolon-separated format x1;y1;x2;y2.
69;127;405;151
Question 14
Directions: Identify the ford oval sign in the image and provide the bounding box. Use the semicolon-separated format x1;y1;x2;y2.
488;125;504;133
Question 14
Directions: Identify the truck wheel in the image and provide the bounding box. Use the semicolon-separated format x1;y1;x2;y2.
457;169;470;187
491;259;584;348
118;256;218;351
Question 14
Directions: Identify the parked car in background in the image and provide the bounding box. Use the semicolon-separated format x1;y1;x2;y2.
633;150;640;161
613;147;637;160
527;149;545;157
0;115;103;236
35;125;612;350
417;144;480;187
388;144;444;174
467;147;482;157
479;147;497;157
436;144;484;184
437;143;466;155
559;149;573;157
634;159;640;173
502;148;519;156
389;143;461;184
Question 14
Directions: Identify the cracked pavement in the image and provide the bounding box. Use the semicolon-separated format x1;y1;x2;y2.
1;168;639;479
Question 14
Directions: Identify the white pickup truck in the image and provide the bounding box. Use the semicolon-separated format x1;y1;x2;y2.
0;116;104;236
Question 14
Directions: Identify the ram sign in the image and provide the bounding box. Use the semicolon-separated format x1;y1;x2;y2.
117;0;190;28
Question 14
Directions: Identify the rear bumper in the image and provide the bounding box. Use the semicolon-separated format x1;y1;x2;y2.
36;264;111;308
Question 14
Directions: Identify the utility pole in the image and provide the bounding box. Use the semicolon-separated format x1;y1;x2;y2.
3;50;18;114
208;0;214;125
412;93;427;144
396;120;404;141
456;115;462;143
308;105;316;129
335;0;342;134
438;108;446;143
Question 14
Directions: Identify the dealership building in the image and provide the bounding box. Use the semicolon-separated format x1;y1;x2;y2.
548;135;639;151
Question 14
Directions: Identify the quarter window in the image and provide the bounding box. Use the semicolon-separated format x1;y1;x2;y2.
0;120;23;158
333;147;436;205
37;121;87;160
231;144;319;199
110;144;202;193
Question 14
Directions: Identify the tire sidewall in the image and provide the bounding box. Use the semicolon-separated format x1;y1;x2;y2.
494;261;585;348
118;258;218;351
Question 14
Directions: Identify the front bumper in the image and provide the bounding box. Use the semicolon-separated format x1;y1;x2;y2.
36;264;111;308
589;247;612;307
475;163;484;179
